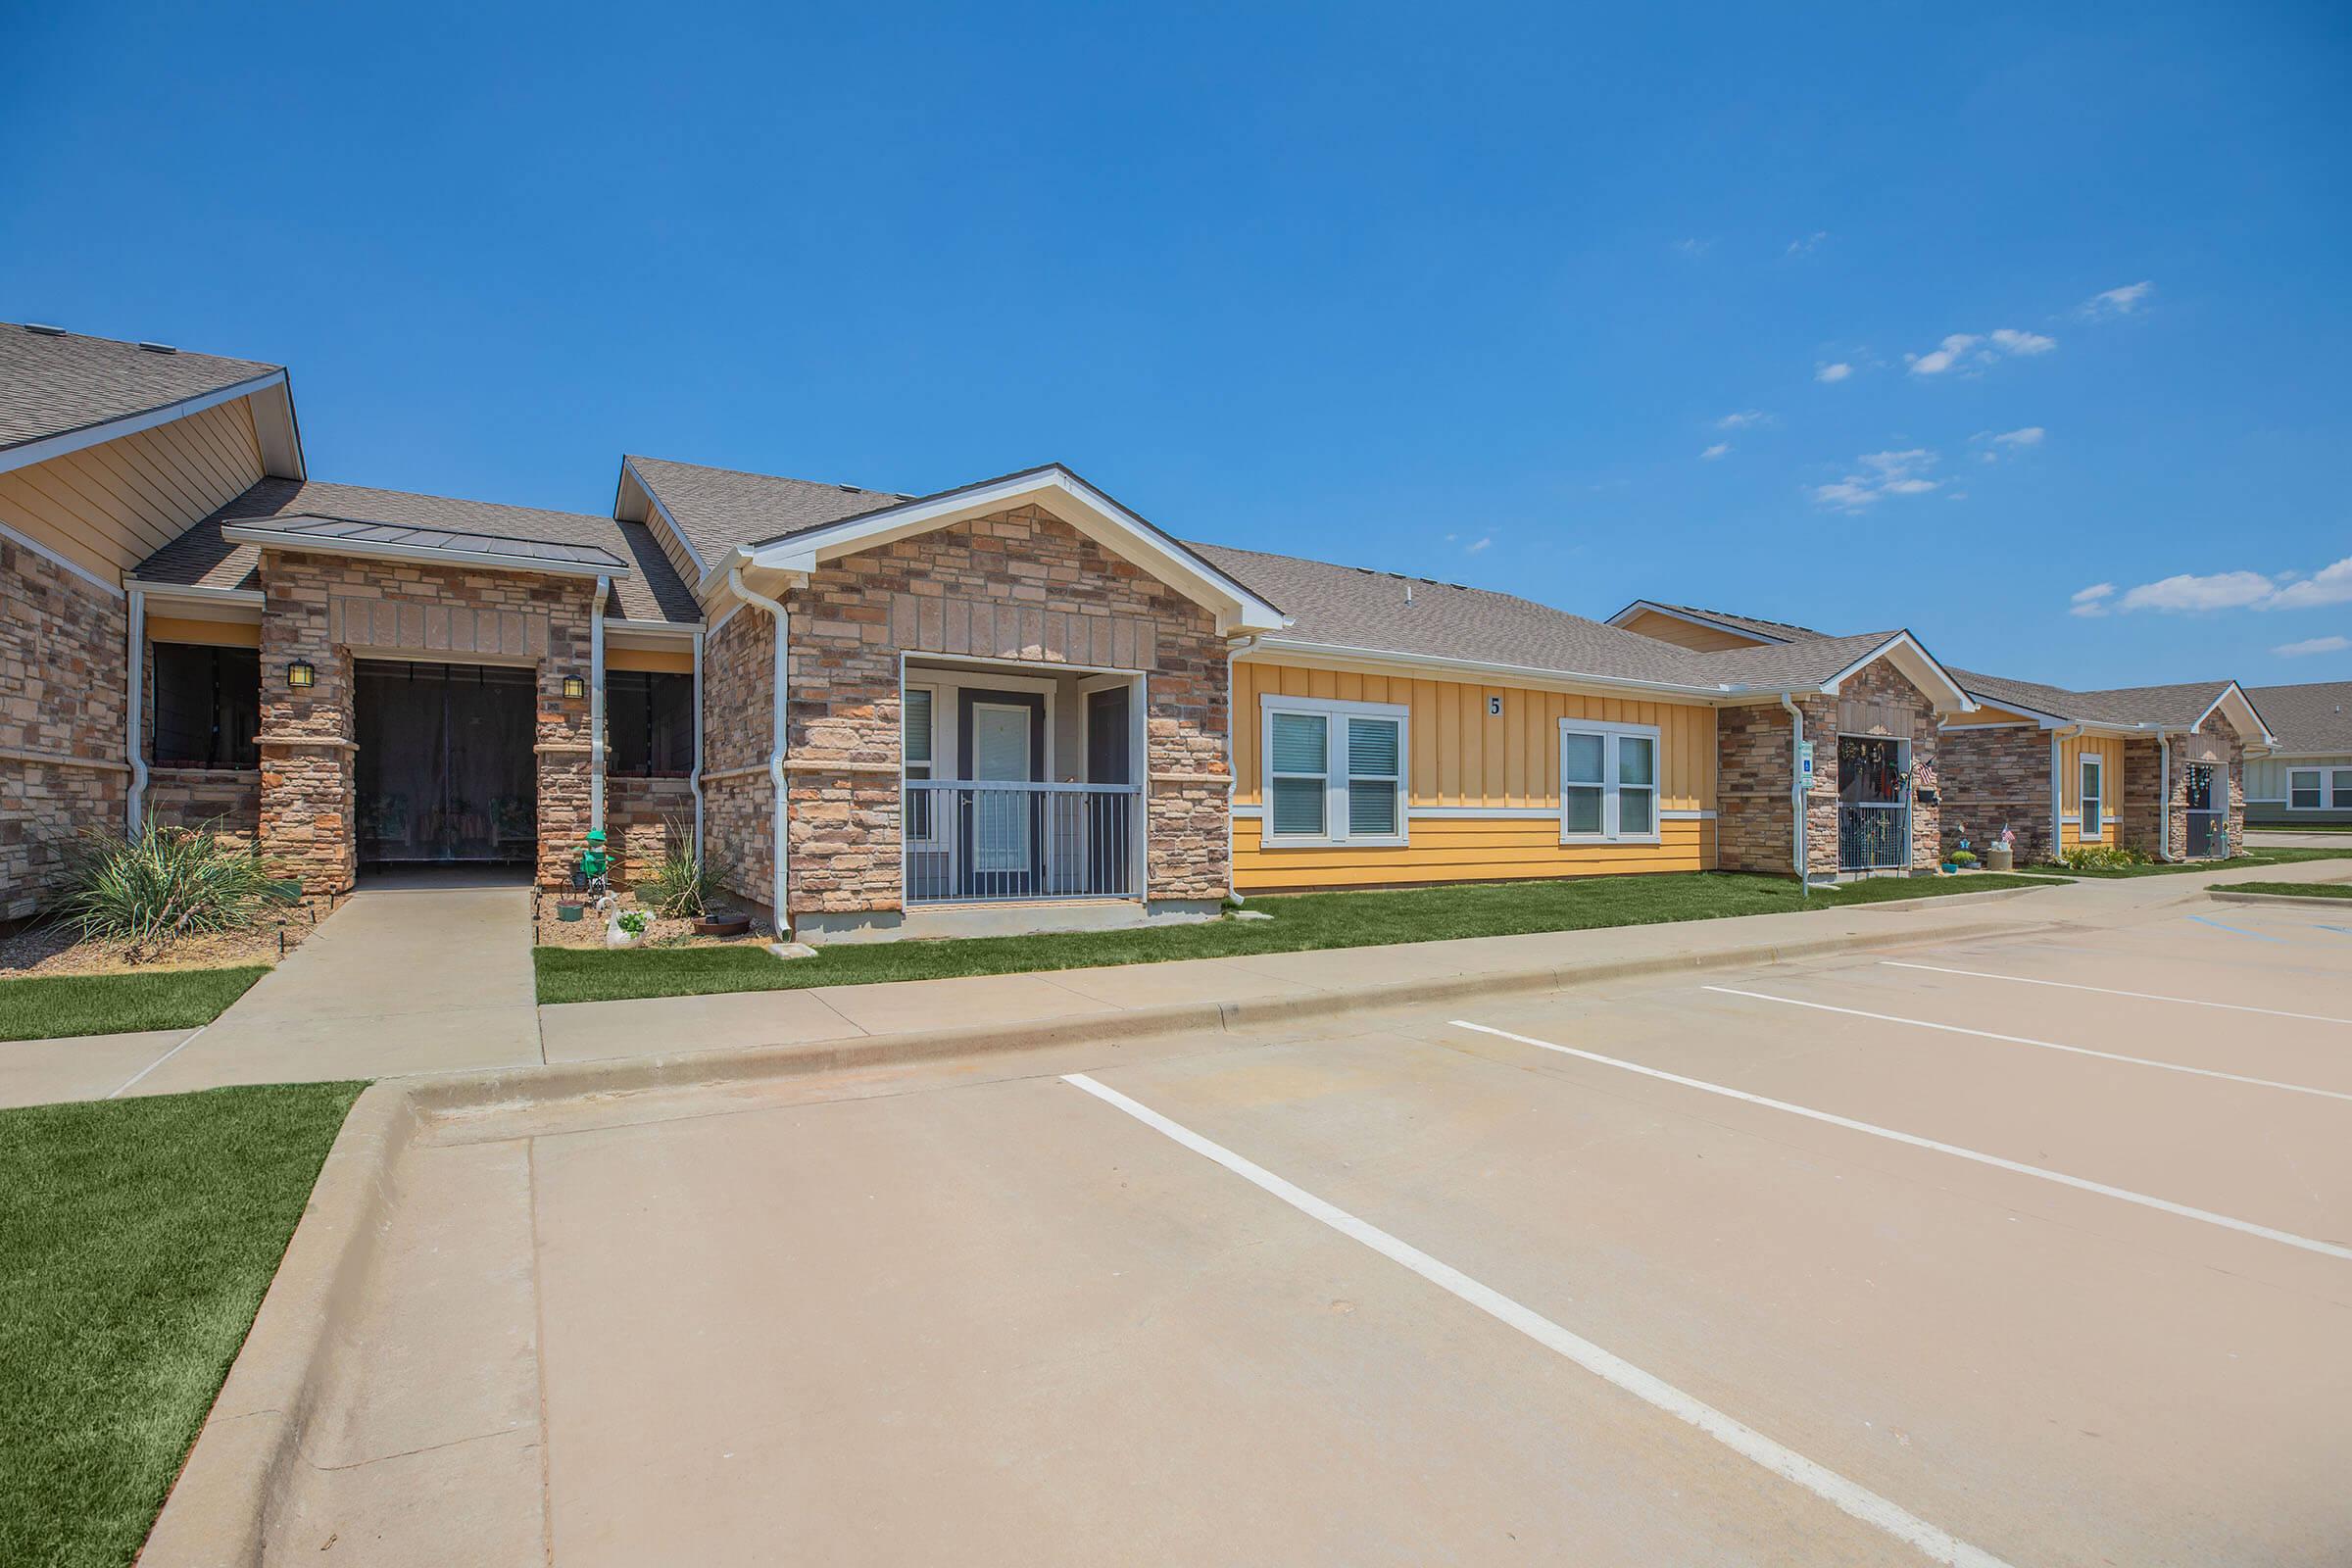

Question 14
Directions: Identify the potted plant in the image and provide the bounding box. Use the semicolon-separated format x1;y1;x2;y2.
606;908;650;948
1950;848;1979;873
1984;826;2014;873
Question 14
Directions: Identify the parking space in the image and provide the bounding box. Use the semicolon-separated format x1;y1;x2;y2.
301;906;2352;1566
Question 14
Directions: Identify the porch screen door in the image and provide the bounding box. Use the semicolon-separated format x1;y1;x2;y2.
972;703;1033;876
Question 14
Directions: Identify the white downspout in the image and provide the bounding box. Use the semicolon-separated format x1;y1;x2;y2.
689;627;706;859
1224;634;1258;906
589;576;609;832
2154;728;2173;861
1780;694;1807;889
727;567;791;937
124;585;147;834
2050;725;2080;860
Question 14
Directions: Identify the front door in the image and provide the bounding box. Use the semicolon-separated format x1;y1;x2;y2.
1086;686;1134;896
956;689;1046;897
354;660;536;865
2185;763;2227;858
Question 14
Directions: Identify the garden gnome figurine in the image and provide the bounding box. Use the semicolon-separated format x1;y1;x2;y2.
578;828;611;885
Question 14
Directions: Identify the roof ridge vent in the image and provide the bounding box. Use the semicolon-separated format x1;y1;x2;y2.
24;322;66;336
137;340;178;354
836;483;861;492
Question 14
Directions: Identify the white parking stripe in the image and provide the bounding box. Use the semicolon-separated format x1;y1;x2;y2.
1448;1021;2352;1262
1062;1070;2018;1568
1880;961;2352;1025
1702;986;2352;1103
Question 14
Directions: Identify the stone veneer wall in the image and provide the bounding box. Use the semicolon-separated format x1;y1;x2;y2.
1714;657;1940;877
2165;712;2246;859
698;605;775;916
257;553;597;894
148;769;261;844
780;505;1230;917
606;774;696;885
2119;736;2163;858
0;540;128;918
1939;722;2054;861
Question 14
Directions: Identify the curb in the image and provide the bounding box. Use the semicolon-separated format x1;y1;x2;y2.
137;890;2054;1564
2206;888;2352;910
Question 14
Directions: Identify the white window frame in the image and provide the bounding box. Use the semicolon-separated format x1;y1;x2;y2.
903;683;945;847
2080;755;2105;839
2336;768;2352;810
1258;694;1410;848
2286;767;2326;810
1557;717;1663;846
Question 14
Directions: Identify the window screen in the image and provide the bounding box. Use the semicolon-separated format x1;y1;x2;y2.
151;643;259;769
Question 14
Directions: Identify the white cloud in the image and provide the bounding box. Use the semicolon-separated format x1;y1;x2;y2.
1786;231;1829;257
2265;557;2352;609
2117;570;2279;612
2273;635;2350;659
1701;443;1731;461
1672;237;1712;259
2069;582;2115;617
1464;536;1493;554
1812;449;1941;510
1906;333;1980;375
1716;410;1769;429
2080;280;2154;319
1990;426;2045;446
1974;426;2047;464
1815;362;1852;382
1908;326;2056;375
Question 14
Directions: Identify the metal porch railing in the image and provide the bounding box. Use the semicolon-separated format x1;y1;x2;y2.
904;780;1144;905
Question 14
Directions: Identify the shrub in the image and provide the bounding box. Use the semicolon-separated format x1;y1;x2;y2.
615;909;650;937
55;815;287;960
636;818;730;920
2059;843;2146;871
1949;849;1978;867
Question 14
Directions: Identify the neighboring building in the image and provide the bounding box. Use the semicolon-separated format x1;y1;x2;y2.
2243;680;2352;825
0;321;2271;944
1605;602;2276;863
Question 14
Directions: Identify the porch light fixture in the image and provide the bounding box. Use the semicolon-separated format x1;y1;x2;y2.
286;660;317;690
563;674;586;700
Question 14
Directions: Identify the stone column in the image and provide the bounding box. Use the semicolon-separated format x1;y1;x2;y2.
256;561;357;895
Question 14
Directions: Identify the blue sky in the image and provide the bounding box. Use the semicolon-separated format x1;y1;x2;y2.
5;3;2346;688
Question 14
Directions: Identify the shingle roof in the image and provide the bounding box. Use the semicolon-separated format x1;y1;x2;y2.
1953;668;2246;730
136;478;701;623
1643;602;1831;643
624;455;906;566
2242;681;2352;754
0;321;281;454
220;514;625;569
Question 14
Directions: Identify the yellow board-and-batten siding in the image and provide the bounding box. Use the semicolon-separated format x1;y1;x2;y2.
2059;731;2125;848
0;397;266;583
1231;658;1717;891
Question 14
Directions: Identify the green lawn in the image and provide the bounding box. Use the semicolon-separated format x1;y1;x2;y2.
2034;848;2352;879
535;870;2059;1004
0;1082;367;1568
2246;821;2352;833
2212;879;2352;900
0;967;269;1044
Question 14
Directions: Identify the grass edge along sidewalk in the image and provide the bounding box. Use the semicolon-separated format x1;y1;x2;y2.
2034;847;2352;879
536;869;2060;1005
2210;879;2352;901
0;966;268;1045
0;1081;366;1568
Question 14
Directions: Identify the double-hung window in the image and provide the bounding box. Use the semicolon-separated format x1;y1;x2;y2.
2338;769;2352;809
2080;756;2105;837
1558;719;1660;843
1260;696;1408;847
2290;767;2352;810
903;686;939;842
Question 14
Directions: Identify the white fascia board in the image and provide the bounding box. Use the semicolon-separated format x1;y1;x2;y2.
1244;638;1733;701
1958;688;2072;728
250;376;306;479
616;457;709;575
1606;599;1790;644
2198;682;2278;748
1816;632;1974;711
0;369;290;477
603;615;702;635
122;578;267;607
747;466;1290;634
0;515;122;596
220;524;631;580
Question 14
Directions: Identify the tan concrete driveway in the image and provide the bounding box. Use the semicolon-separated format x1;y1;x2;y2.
245;894;2352;1567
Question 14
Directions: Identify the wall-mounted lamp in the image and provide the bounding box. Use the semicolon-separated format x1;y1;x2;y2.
562;674;586;700
287;660;317;690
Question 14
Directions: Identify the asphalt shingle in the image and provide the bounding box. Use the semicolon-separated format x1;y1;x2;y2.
2242;681;2352;754
0;321;280;453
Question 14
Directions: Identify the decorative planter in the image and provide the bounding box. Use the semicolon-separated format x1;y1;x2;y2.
692;916;752;938
1939;862;1958;875
1984;846;2013;872
557;903;585;922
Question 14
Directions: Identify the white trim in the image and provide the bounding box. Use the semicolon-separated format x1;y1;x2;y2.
2079;753;2105;839
124;586;147;830
0;515;124;597
601;615;702;636
1817;631;1974;712
1247;639;1737;699
589;576;608;831
1558;716;1664;846
0;368;288;477
1259;694;1409;848
706;601;743;639
122;578;265;607
220;524;632;580
1238;804;1715;823
689;627;705;857
1958;688;2072;728
615;456;710;576
2196;681;2278;749
1604;600;1792;645
747;465;1288;635
2284;766;2352;811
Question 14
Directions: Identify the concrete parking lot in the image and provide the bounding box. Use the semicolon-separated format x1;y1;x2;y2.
241;897;2352;1566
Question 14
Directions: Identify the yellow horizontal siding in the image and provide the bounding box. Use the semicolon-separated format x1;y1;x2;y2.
1616;608;1771;652
2059;733;2125;847
1234;660;1716;812
148;615;259;649
1235;816;1715;891
607;646;694;674
0;397;265;582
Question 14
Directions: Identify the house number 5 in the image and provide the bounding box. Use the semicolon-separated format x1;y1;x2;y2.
1488;696;1503;717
